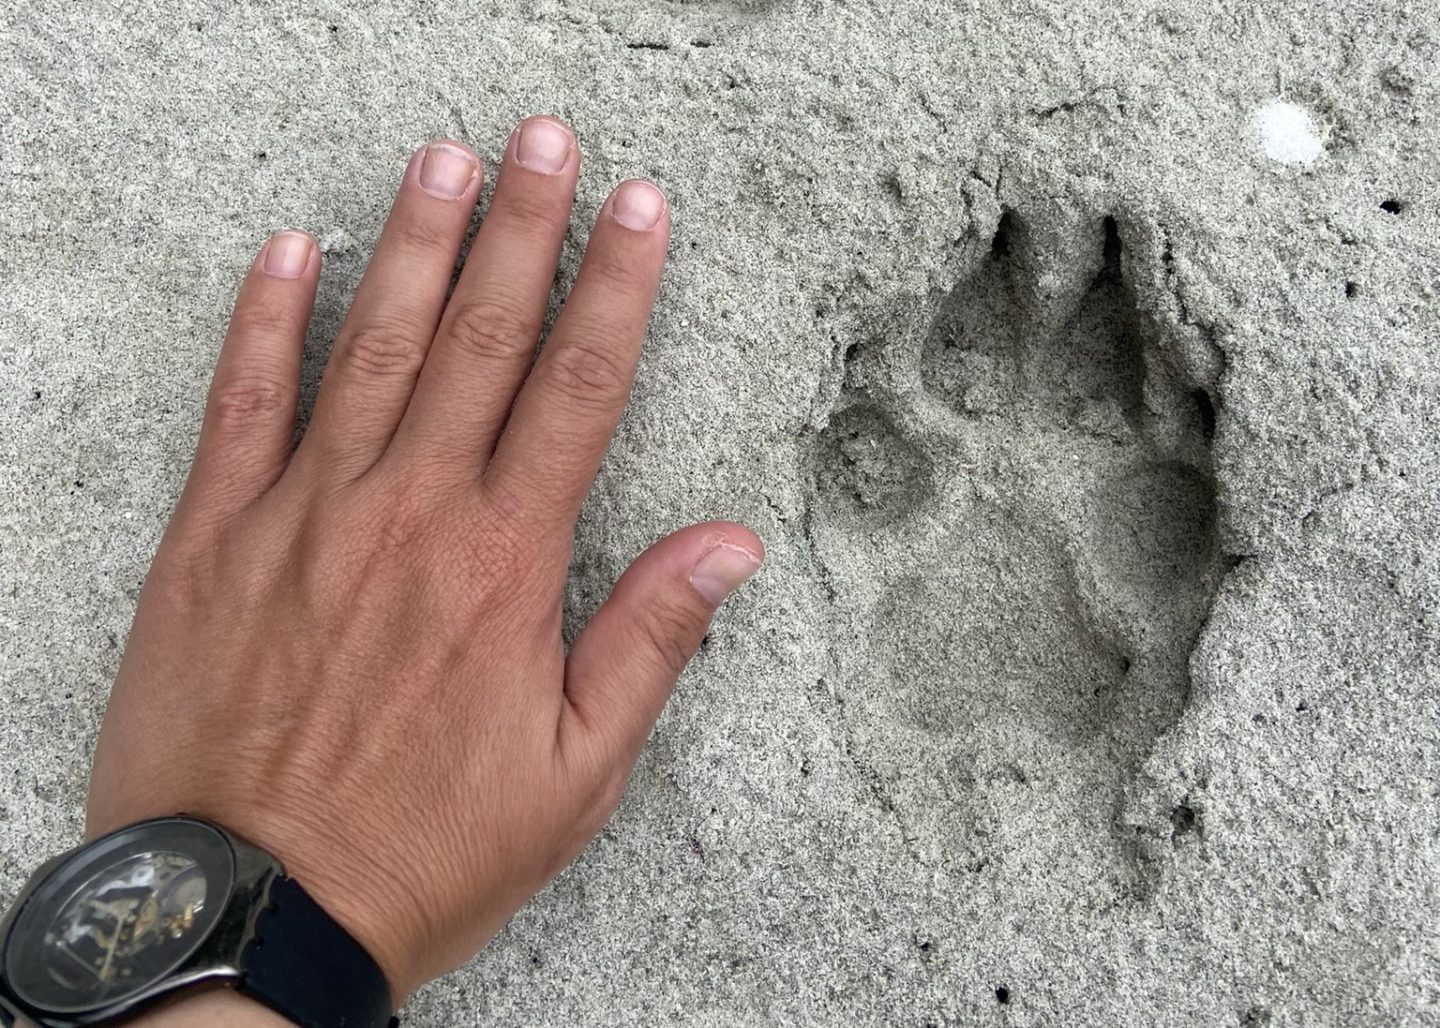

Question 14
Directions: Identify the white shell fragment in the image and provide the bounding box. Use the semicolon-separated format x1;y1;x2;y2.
1253;99;1325;165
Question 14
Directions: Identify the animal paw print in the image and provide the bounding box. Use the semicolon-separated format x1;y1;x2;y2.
807;209;1225;885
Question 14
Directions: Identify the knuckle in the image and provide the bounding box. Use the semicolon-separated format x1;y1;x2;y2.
208;375;292;428
475;505;529;567
444;299;537;366
365;478;450;555
332;479;530;604
153;516;271;608
451;520;528;588
371;499;427;560
147;542;215;605
470;483;542;567
542;338;631;410
391;209;457;255
310;488;433;592
336;320;429;379
493;186;564;235
229;305;297;343
585;244;649;294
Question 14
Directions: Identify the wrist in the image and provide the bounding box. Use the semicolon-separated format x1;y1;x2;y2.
118;989;294;1027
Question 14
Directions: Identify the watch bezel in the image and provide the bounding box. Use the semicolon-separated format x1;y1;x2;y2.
0;816;283;1028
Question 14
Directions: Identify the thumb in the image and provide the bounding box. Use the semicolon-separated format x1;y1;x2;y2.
563;521;764;761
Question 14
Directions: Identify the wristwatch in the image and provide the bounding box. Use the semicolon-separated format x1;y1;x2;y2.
0;816;395;1028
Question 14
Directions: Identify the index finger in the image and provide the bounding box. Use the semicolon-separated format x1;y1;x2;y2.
483;179;670;529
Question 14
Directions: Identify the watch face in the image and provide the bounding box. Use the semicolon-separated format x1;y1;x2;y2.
3;819;234;1015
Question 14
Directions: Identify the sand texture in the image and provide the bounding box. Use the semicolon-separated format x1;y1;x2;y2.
2;1;1438;1025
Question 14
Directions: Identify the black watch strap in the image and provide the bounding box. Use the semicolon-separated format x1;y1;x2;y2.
239;874;397;1028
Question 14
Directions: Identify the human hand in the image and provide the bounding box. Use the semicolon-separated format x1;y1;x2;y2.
84;116;764;1005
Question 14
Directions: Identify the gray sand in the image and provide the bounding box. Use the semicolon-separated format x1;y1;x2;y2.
2;1;1438;1025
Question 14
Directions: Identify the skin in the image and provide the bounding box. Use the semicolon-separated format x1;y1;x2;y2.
71;117;764;1025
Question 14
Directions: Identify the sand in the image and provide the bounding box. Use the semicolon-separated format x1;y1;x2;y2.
2;1;1437;1025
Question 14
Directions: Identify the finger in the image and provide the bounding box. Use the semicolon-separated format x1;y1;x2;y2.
385;117;579;478
561;522;763;762
177;230;318;530
297;140;483;482
484;179;670;527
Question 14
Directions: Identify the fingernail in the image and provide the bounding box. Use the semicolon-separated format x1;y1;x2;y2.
690;543;763;606
515;118;574;175
418;142;478;200
610;180;667;231
262;231;313;279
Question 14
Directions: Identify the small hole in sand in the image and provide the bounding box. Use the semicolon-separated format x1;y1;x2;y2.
990;212;1016;259
1345;282;1361;299
1170;804;1198;837
995;986;1011;1004
1380;199;1405;215
1192;389;1217;440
